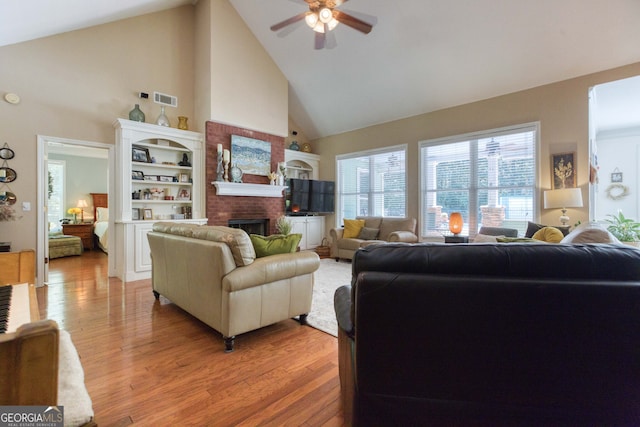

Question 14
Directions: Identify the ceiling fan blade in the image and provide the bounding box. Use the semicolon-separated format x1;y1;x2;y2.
270;12;307;32
333;10;373;34
324;30;338;49
314;31;326;50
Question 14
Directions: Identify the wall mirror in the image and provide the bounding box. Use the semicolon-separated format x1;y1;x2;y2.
0;167;16;183
0;191;16;205
0;147;14;160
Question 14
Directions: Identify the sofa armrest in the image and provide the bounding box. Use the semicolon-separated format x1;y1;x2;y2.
330;228;344;257
223;251;320;292
388;231;419;243
334;285;353;337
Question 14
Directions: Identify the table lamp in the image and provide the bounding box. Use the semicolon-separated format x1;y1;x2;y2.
77;199;89;223
543;188;583;226
449;212;463;235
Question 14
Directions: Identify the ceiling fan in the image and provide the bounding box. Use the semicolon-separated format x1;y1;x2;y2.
270;0;374;50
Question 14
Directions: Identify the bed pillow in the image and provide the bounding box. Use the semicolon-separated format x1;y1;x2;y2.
343;219;365;238
473;234;499;243
250;234;302;258
525;221;570;238
96;207;109;222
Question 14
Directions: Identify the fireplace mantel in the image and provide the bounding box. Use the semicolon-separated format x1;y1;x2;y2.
212;182;286;198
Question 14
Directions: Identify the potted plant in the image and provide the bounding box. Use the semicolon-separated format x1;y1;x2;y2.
605;211;640;246
275;215;293;235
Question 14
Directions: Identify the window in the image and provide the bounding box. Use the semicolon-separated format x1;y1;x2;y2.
47;160;65;230
336;145;407;226
420;123;538;238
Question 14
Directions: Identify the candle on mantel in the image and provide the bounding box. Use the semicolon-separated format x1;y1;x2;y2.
0;169;5;178
223;149;230;163
217;143;223;157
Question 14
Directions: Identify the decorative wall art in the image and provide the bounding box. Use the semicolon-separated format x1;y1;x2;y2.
551;152;576;189
230;135;271;176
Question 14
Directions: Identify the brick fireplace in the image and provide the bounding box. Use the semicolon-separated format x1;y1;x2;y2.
205;121;286;235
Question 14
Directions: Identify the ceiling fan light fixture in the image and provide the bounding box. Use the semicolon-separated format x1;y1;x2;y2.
327;18;339;31
318;7;333;24
305;12;319;28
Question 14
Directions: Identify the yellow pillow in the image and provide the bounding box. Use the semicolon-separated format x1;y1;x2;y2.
343;219;365;238
532;226;564;243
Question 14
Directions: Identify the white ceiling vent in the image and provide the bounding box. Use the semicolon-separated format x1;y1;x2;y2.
153;91;177;108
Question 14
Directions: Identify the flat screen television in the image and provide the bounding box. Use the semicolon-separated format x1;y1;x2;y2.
286;178;335;214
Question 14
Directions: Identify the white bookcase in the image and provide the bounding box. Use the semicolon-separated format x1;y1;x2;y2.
113;119;207;282
284;149;320;180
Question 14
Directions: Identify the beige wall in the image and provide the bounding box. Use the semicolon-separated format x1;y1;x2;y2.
0;6;197;252
314;62;640;234
207;0;289;137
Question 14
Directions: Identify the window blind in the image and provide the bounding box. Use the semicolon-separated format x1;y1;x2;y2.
420;123;538;237
336;145;407;226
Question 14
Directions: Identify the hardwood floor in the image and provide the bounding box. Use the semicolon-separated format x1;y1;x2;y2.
39;251;344;426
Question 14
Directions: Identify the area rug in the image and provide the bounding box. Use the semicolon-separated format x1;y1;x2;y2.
307;258;352;337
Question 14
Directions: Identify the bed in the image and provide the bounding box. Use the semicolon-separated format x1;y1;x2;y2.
91;193;108;253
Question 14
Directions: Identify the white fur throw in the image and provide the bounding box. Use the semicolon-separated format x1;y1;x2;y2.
58;330;94;426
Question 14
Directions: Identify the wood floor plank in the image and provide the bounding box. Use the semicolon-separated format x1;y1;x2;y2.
39;251;345;426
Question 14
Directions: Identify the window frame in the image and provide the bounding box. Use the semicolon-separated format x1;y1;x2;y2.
418;122;540;239
335;143;408;228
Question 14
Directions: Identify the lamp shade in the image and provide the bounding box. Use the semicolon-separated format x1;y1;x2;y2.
77;199;89;208
543;188;583;209
449;212;463;235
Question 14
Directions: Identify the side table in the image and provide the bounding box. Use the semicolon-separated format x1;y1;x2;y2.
62;223;94;250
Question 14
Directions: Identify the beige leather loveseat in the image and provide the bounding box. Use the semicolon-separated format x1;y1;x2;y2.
147;222;320;352
330;216;418;261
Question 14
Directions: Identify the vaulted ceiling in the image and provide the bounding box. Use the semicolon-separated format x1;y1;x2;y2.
2;0;640;139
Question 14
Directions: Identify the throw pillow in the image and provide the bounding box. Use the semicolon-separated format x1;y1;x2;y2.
250;233;302;258
560;221;621;244
532;226;564;243
525;221;571;238
343;219;365;238
358;227;380;240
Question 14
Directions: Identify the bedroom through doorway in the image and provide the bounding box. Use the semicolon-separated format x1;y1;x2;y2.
37;136;115;287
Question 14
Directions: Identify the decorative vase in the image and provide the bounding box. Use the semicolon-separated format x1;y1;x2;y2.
289;140;300;151
178;116;188;130
156;106;170;127
129;104;145;122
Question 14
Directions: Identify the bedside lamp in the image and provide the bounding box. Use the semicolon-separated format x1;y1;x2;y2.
543;188;583;226
77;199;89;223
449;212;463;235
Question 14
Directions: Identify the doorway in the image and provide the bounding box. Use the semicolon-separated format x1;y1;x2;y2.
36;136;115;286
589;75;640;222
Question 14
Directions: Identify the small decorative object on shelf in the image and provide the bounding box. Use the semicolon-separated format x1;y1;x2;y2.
128;104;145;122
178;153;191;167
156;106;170;127
230;164;243;183
216;144;224;181
177;116;189;130
289;130;300;151
268;171;277;185
302;142;312;153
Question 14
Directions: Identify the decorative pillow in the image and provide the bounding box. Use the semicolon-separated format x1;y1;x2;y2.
560;222;621;244
532;226;564;243
250;233;302;258
525;221;570;238
343;219;365;238
358;227;379;240
96;207;109;222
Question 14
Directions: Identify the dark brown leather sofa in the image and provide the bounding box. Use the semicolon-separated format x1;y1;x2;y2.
334;242;640;426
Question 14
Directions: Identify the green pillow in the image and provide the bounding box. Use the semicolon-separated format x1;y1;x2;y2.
249;233;302;258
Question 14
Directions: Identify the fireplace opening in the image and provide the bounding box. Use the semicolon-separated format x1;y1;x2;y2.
228;218;269;235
